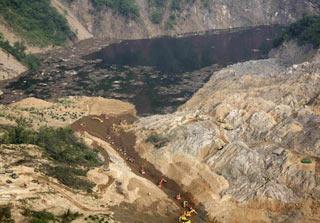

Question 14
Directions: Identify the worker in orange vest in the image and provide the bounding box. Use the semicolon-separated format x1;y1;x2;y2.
140;167;146;175
176;193;181;200
158;176;167;188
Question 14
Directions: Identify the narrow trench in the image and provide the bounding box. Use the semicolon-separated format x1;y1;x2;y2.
71;114;210;223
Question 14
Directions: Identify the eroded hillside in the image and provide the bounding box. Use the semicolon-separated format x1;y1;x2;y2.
133;43;320;222
61;0;319;39
0;97;183;222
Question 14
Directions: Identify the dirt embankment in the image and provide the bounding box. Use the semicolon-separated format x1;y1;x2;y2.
0;49;27;81
71;114;212;222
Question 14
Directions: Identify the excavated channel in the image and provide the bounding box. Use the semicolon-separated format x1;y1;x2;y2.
71;114;211;223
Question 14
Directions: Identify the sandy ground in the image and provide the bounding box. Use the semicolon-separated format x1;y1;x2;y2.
0;96;135;129
10;97;54;109
0;48;27;80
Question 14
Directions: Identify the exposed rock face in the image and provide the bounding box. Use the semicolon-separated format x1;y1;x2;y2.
0;48;27;81
135;48;320;222
60;0;319;39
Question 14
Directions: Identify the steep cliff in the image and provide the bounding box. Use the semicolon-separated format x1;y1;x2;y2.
61;0;319;39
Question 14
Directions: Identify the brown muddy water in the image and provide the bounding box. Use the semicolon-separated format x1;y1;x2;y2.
1;26;283;115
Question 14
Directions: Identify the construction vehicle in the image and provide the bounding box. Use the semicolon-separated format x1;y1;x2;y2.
185;208;197;217
179;214;192;223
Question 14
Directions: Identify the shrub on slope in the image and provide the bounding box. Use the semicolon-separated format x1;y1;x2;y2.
0;0;74;46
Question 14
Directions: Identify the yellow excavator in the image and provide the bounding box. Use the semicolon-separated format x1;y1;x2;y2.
179;208;197;223
179;214;192;223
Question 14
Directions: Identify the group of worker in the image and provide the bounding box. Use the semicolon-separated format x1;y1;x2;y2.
140;167;198;223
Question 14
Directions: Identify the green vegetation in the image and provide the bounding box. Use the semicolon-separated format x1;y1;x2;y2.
45;165;95;191
146;133;169;149
0;123;102;191
92;0;140;19
0;206;14;223
0;33;40;70
273;15;320;48
170;0;182;11
23;208;81;223
0;124;100;166
23;209;55;223
150;10;164;24
0;0;74;46
85;214;114;223
148;0;167;24
36;127;100;166
59;209;82;223
147;0;202;28
166;14;177;30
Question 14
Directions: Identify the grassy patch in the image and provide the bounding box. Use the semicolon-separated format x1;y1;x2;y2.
36;127;101;167
273;15;320;48
91;0;140;19
23;209;55;223
166;14;176;30
0;33;40;70
0;0;74;46
0;206;14;223
0;123;102;191
23;208;81;223
45;165;95;191
59;209;82;223
85;214;114;222
147;0;198;26
150;10;164;24
148;0;167;24
0;125;100;167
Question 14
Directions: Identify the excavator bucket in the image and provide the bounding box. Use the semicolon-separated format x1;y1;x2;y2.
179;216;192;223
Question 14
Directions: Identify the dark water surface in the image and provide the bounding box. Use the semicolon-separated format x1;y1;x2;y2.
87;26;282;73
2;26;282;115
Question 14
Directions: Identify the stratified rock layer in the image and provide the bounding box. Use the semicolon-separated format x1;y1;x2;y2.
135;50;320;222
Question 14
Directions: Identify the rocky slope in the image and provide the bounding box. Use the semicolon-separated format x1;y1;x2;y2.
61;0;319;39
134;43;320;222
